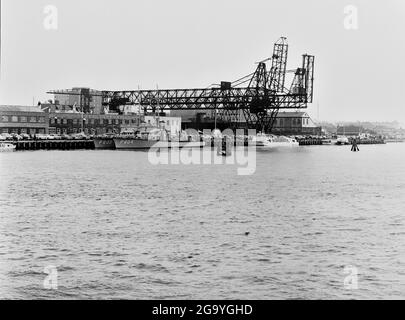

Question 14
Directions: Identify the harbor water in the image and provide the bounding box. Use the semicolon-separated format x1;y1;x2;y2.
0;144;404;299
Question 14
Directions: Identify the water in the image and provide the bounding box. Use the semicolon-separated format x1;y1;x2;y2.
0;144;404;299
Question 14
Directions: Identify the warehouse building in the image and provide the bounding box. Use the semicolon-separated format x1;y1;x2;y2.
0;105;49;134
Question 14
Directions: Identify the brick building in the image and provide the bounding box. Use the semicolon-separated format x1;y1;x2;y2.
48;112;142;135
0;106;49;134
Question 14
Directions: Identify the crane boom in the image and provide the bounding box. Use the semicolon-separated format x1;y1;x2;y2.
48;37;314;132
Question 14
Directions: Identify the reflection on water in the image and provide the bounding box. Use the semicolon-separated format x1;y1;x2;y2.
0;144;404;299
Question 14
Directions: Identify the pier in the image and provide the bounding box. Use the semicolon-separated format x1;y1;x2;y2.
297;138;323;146
13;140;95;151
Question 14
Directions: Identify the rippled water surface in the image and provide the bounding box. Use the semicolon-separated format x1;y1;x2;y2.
0;144;404;299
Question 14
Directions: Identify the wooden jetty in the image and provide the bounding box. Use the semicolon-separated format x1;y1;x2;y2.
12;140;95;151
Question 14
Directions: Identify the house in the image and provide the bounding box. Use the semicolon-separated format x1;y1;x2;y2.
272;112;321;136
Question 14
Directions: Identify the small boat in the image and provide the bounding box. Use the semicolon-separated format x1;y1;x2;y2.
336;136;350;145
321;138;332;145
0;143;16;152
253;134;299;148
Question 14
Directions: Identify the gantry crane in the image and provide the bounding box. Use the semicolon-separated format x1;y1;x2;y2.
49;37;314;133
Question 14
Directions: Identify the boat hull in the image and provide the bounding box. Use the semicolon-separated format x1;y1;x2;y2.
94;138;116;150
114;139;205;150
256;142;299;148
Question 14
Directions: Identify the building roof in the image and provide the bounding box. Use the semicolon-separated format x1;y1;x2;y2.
0;105;44;113
276;112;309;118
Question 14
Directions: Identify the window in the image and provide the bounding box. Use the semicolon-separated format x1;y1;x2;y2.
50;118;55;124
1;115;9;122
73;119;78;125
62;119;68;125
11;116;18;122
38;117;45;123
56;118;61;124
20;116;27;123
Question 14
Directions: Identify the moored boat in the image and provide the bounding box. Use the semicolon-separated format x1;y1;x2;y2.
252;134;299;148
336;136;350;145
94;134;116;150
0;143;16;152
113;127;205;150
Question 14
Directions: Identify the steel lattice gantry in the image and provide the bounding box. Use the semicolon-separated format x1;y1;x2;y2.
49;37;315;133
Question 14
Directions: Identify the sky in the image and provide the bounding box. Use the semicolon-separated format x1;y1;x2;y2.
0;0;404;122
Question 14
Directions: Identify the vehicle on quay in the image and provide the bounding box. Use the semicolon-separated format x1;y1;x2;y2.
11;134;23;141
0;142;16;152
50;134;62;140
0;133;13;141
252;133;299;148
20;133;31;140
61;134;72;140
35;134;48;140
71;132;90;140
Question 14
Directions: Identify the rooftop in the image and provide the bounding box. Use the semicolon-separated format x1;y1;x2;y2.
277;112;309;118
0;105;44;113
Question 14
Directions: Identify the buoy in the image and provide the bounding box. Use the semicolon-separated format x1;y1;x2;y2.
351;139;360;152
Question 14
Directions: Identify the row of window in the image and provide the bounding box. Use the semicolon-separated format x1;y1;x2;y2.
50;118;139;126
2;127;115;135
274;118;310;126
1;128;46;134
1;115;46;123
50;128;118;135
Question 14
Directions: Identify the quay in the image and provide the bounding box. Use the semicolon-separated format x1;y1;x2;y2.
297;138;323;146
13;140;95;151
349;138;386;145
9;137;387;151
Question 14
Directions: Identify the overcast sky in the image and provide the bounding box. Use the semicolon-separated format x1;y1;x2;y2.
1;0;404;122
